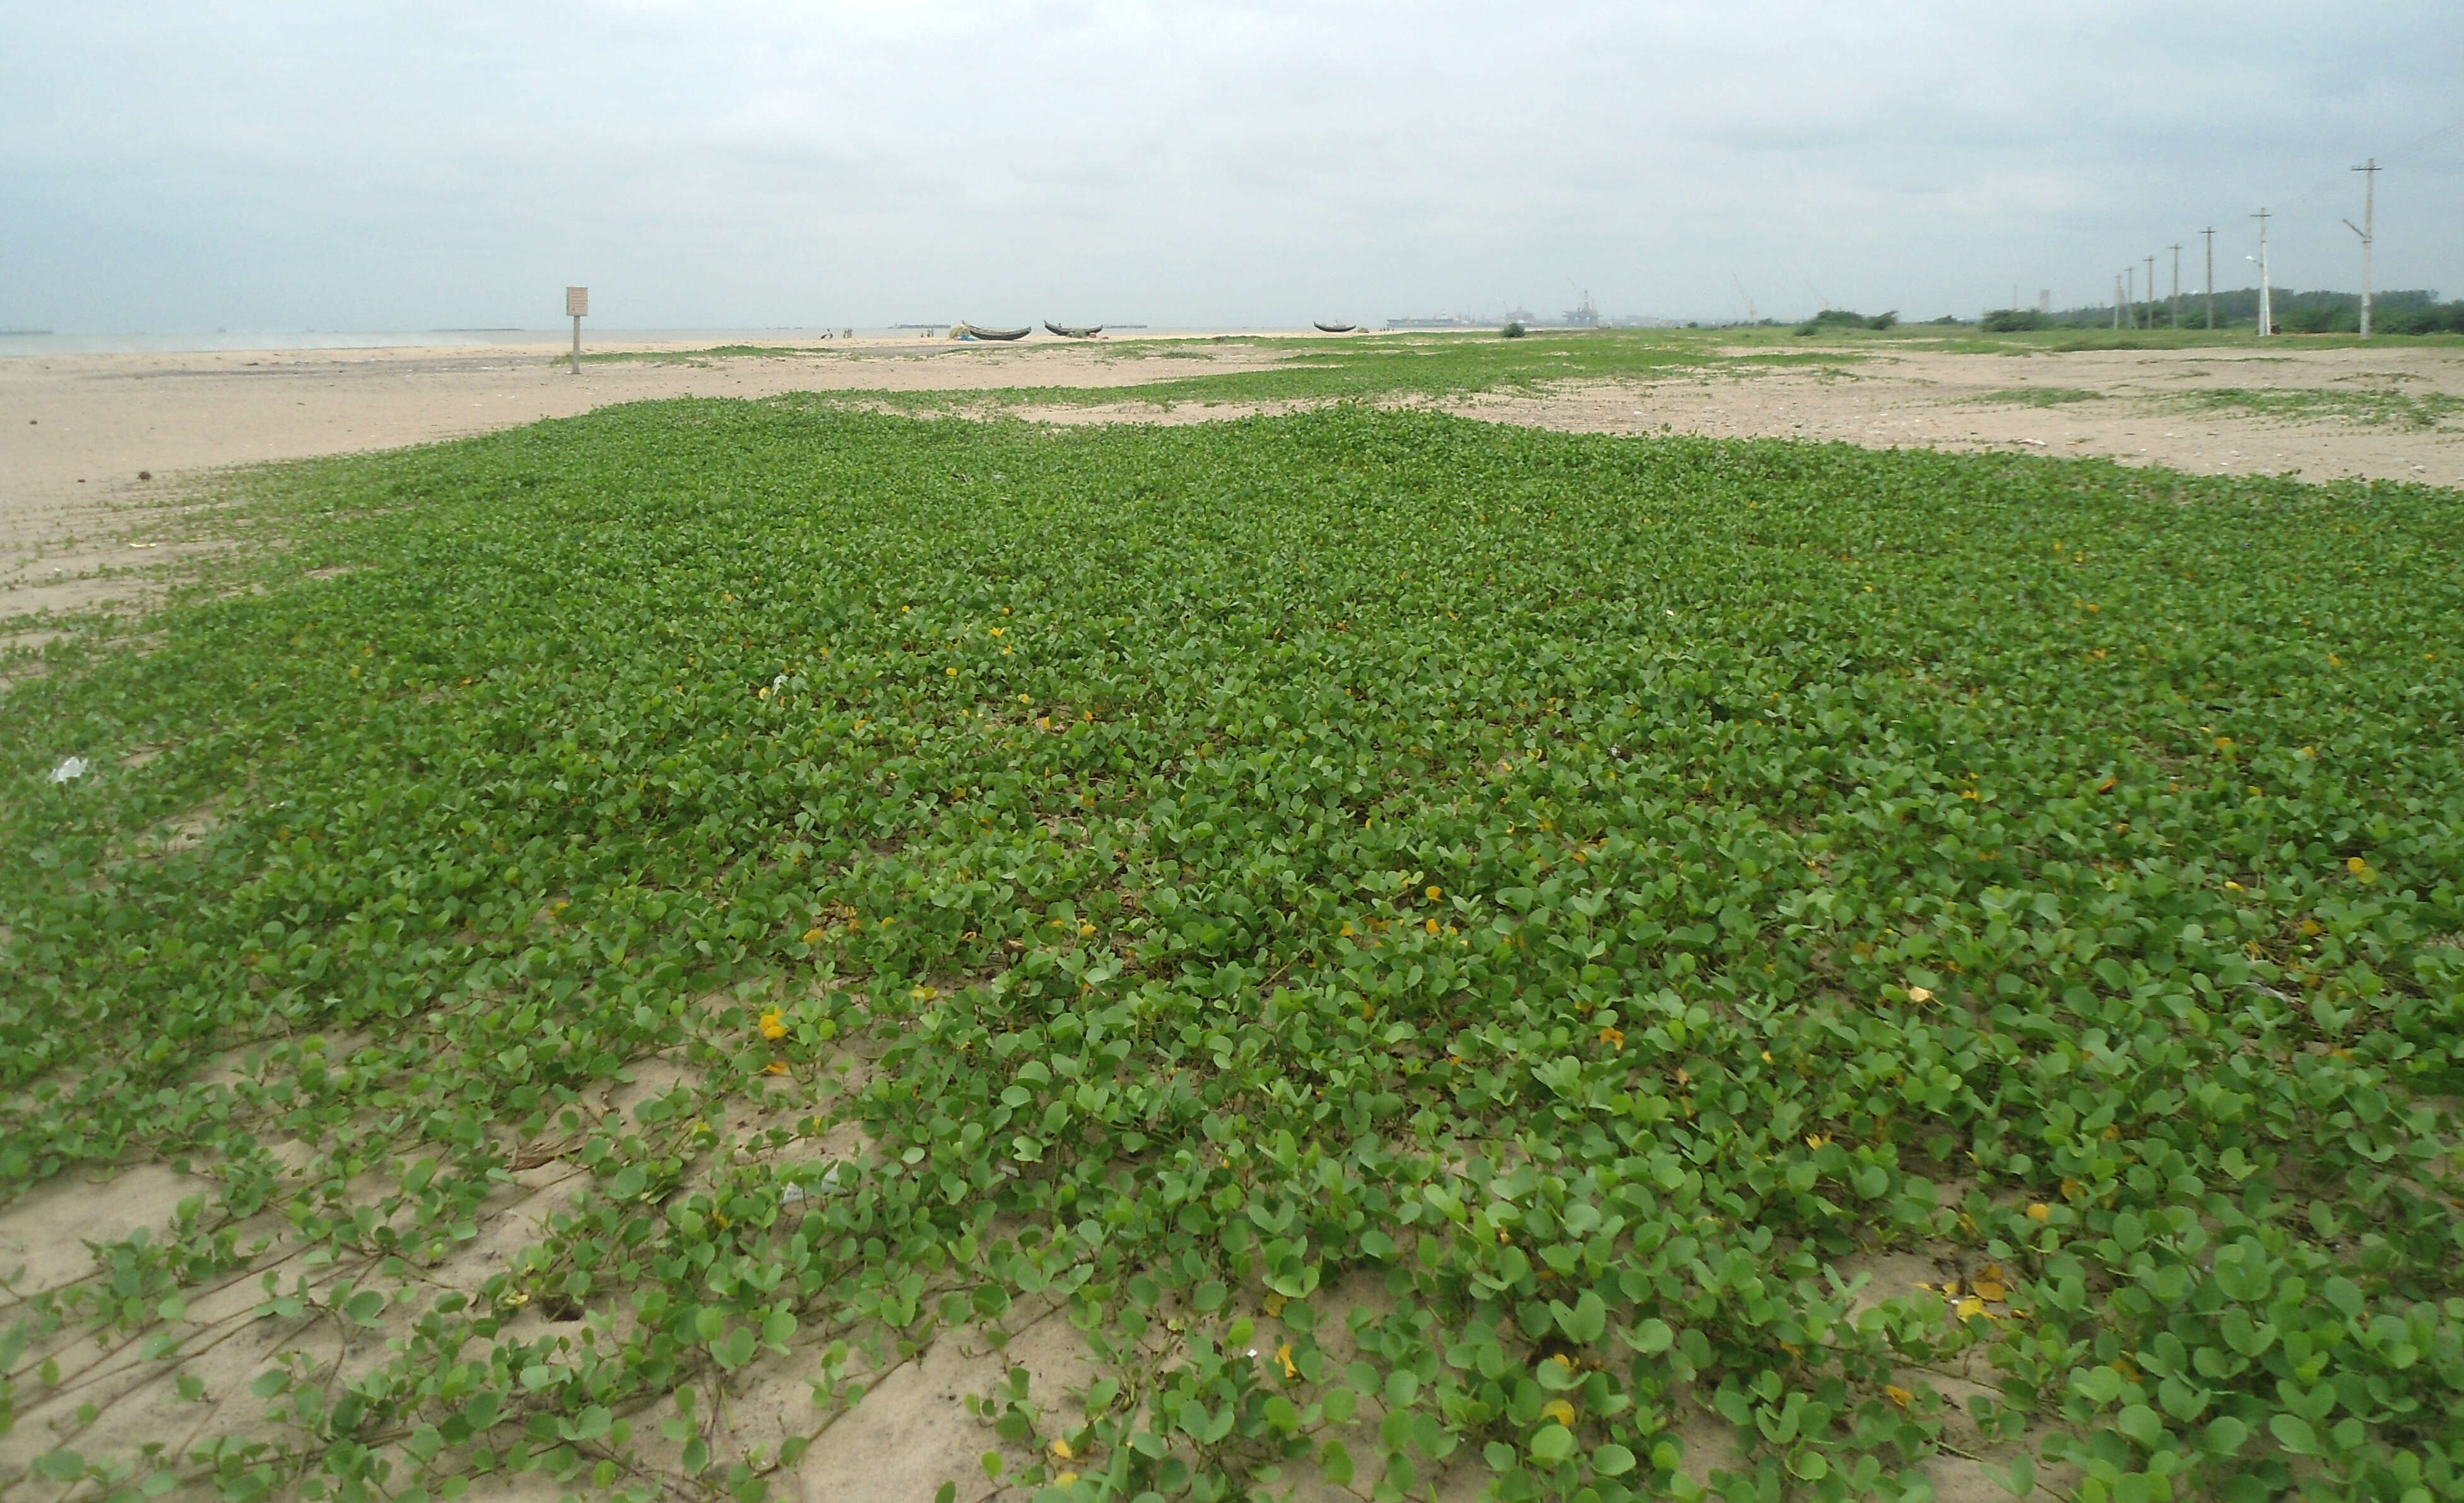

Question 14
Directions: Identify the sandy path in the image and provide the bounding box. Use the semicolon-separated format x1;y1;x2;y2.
4;334;2458;623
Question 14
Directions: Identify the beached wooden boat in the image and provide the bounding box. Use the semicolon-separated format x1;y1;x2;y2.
1312;321;1359;333
952;323;1031;341
1043;322;1104;338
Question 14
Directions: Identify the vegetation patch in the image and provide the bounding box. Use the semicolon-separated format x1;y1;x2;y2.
4;404;2463;1502
2169;386;2464;429
1967;387;2102;408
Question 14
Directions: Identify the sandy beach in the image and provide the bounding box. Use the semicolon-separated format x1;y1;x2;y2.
4;331;2459;627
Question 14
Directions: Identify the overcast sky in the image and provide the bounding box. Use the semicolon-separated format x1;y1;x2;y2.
4;0;2458;332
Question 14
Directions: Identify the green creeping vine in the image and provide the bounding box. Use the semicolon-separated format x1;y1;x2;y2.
1;403;2461;1503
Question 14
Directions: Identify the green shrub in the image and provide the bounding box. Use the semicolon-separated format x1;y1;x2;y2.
1982;308;2048;333
1500;321;1526;339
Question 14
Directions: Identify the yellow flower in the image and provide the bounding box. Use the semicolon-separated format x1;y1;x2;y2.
1540;1399;1576;1427
1078;922;1095;936
1426;885;1442;900
758;1008;787;1040
1050;1439;1073;1461
1955;1297;1988;1320
1424;918;1440;935
763;1059;789;1076
1276;1343;1298;1380
1598;1025;1625;1050
1885;1384;1913;1408
2025;1203;2050;1222
1906;985;1934;1004
802;926;827;944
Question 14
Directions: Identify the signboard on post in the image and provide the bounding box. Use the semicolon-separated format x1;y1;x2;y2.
566;287;588;374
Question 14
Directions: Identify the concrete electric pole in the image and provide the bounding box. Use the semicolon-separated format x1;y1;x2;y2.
2253;208;2273;336
2202;228;2216;329
2167;245;2181;329
2347;158;2378;339
2145;255;2156;331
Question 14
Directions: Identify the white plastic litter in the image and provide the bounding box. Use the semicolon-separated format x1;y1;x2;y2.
780;1162;851;1205
49;757;90;784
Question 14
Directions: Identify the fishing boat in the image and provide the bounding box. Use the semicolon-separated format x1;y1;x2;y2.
952;323;1031;341
1043;322;1104;339
1312;321;1359;333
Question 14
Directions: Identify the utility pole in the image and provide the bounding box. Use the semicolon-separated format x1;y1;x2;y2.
2168;244;2182;329
2145;255;2156;331
2126;265;2136;329
2347;158;2378;339
2202;228;2215;329
2253;208;2273;336
2112;274;2123;330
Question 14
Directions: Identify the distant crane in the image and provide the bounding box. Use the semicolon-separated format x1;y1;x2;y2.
1561;280;1602;327
1731;273;1757;324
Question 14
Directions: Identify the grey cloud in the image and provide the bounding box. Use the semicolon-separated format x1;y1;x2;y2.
0;0;2455;331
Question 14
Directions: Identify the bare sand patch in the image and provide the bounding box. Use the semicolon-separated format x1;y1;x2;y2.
1456;341;2464;486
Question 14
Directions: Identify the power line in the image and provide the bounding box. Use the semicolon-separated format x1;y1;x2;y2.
2273;117;2461;212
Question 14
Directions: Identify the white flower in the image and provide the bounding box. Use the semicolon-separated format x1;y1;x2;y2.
49;756;90;784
